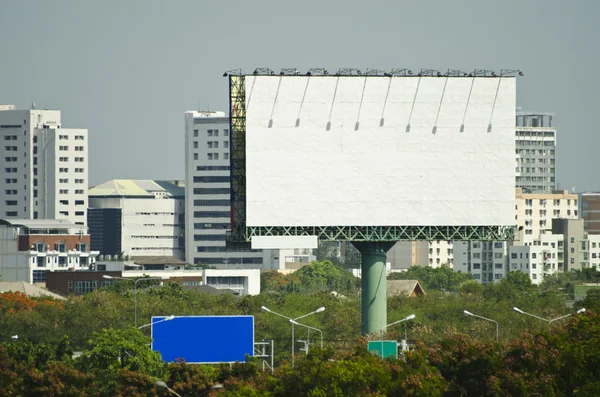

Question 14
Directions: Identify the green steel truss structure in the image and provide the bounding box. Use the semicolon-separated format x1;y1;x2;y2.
228;74;515;243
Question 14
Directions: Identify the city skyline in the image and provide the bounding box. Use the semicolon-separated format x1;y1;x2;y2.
1;0;599;191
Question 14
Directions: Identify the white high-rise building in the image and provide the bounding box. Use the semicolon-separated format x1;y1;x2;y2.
515;111;556;194
0;105;88;225
184;111;269;268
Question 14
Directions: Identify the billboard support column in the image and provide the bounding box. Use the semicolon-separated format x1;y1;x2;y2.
353;241;395;335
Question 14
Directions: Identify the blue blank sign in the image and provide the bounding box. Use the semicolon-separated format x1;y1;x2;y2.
151;315;254;364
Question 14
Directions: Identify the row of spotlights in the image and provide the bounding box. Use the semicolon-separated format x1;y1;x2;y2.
224;70;524;77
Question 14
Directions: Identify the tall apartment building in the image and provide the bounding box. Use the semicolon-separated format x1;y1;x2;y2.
581;193;600;234
0;105;88;225
88;179;185;259
184;111;268;268
515;111;556;194
515;188;578;244
453;188;579;284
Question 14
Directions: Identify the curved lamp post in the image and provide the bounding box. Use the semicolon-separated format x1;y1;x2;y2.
156;380;182;397
103;275;164;327
138;315;175;329
464;310;499;341
379;314;415;358
261;306;325;367
290;320;323;350
513;307;586;327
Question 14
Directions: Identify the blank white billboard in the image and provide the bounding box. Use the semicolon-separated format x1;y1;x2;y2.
244;75;515;227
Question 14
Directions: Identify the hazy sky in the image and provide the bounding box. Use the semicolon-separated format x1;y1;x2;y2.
1;0;598;190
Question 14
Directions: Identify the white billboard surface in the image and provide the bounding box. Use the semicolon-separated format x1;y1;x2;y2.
244;75;515;227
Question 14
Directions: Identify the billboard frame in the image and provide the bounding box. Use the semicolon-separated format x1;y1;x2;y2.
228;73;515;243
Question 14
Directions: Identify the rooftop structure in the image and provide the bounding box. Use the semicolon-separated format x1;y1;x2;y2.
88;180;185;259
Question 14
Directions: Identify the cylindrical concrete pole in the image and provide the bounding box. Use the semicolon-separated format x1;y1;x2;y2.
353;242;395;335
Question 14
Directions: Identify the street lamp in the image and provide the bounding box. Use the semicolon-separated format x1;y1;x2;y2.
290;320;323;350
513;307;586;327
464;310;499;341
379;314;415;358
103;275;164;327
138;315;175;329
261;306;325;367
156;380;182;397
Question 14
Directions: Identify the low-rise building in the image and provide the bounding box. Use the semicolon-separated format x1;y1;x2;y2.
122;268;260;296
0;219;98;283
88;179;185;259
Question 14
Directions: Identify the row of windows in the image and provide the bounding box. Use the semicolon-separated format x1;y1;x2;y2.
59;157;85;162
194;200;230;207
130;235;177;239
5;156;17;162
194;234;227;241
59;167;84;172
3;135;17;140
193;176;230;183
58;189;86;194
59;146;85;151
195;166;230;171
59;135;85;140
59;200;85;205
58;178;85;184
193;188;230;195
196;246;229;253
207;153;230;160
193;257;261;265
58;211;85;216
193;211;230;218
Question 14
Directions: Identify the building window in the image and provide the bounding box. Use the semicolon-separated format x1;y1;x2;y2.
75;157;84;162
75;179;84;184
75;135;84;140
75;280;97;294
224;141;229;149
75;146;84;151
207;153;213;160
77;243;87;252
194;141;198;149
32;270;46;283
194;129;198;137
59;189;69;194
75;200;85;205
59;146;68;151
224;153;229;160
59;178;68;183
214;153;219;160
75;168;84;173
193;153;198;160
224;129;229;136
75;211;85;216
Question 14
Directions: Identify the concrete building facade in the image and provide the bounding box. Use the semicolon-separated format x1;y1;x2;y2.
0;105;88;225
0;219;98;283
87;180;185;259
184;111;267;268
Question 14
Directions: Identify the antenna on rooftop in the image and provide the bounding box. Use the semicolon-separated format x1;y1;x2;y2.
31;102;36;109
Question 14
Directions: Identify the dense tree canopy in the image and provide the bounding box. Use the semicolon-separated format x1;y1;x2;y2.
388;265;473;291
2;260;599;395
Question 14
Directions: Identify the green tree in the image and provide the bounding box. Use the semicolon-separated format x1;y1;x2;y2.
458;280;484;298
388;265;473;292
77;328;164;377
294;260;359;294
